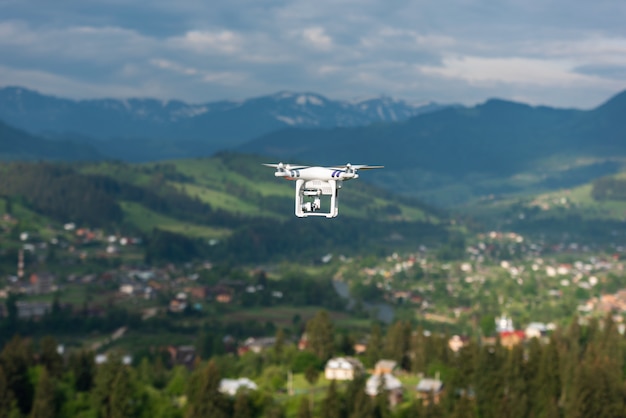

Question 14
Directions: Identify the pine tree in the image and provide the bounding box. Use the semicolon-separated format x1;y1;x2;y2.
274;328;286;361
305;310;335;361
366;324;383;369
233;391;252;418
350;388;373;418
296;395;312;418
109;365;137;418
304;365;319;412
264;402;286;418
30;368;57;418
384;321;411;370
451;395;475;418
533;336;561;418
372;376;390;418
321;380;343;418
344;375;366;418
185;360;230;418
568;343;624;418
503;344;529;418
474;345;505;418
91;352;141;418
0;365;15;418
0;335;35;415
411;326;427;374
39;336;63;379
69;350;95;392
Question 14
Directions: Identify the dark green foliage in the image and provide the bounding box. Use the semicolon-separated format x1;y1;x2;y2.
305;310;335;362
144;229;206;263
68;350;96;392
3;315;626;418
296;395;312;418
0;364;14;417
185;360;230;418
0;335;34;415
350;388;373;418
366;323;383;369
91;353;127;418
474;345;505;418
384;321;411;370
321;380;343;418
372;377;391;418
291;351;322;374
591;176;626;201
108;365;139;418
343;375;366;418
304;366;319;387
451;396;475;418
0;163;123;226
38;336;63;379
232;391;253;418
29;368;57;418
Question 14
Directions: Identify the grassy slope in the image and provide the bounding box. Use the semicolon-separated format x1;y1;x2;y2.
6;154;438;243
463;167;626;224
120;201;231;238
82;156;436;232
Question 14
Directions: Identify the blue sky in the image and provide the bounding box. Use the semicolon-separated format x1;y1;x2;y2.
1;0;625;108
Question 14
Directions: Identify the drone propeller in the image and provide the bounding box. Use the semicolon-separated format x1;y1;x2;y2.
262;163;308;171
329;164;384;171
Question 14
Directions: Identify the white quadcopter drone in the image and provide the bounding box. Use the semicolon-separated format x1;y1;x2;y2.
263;162;383;218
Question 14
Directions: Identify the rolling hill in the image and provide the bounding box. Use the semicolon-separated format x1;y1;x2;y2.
0;153;450;263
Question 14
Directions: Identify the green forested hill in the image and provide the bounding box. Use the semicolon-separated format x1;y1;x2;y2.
0;153;450;263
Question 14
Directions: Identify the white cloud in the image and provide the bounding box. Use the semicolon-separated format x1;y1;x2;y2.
0;0;625;107
171;30;241;54
419;55;608;87
301;27;333;50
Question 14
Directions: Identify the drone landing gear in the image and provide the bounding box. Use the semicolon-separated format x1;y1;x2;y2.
295;179;340;218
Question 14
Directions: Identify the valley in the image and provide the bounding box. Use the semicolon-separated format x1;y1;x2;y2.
1;86;626;417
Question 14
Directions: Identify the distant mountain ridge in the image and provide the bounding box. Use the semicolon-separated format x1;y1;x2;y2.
239;89;626;206
0;86;447;160
0;119;102;161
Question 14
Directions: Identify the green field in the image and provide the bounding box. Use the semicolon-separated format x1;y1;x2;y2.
121;201;231;238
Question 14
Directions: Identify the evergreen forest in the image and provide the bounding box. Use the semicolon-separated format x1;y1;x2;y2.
1;310;626;418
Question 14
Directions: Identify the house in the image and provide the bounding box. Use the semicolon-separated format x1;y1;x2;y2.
16;301;51;319
365;373;403;407
219;378;257;396
167;345;197;369
95;354;132;365
216;293;233;303
187;286;209;300
324;357;365;381
353;340;367;355
525;322;548;339
29;272;57;295
416;377;444;404
374;359;398;375
499;330;526;349
298;333;308;350
448;335;469;353
238;337;276;356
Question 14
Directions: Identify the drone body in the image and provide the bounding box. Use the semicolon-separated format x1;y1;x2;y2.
263;163;383;218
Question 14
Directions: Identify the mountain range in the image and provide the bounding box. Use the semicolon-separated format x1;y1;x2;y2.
239;90;626;206
0;86;446;161
1;85;626;209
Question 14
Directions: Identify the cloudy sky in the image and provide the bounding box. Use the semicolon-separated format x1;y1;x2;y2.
1;0;625;108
